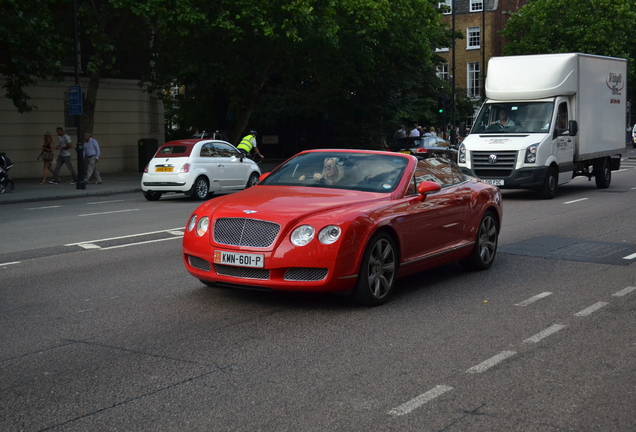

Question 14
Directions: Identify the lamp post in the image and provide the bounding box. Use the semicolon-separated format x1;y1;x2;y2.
73;0;86;189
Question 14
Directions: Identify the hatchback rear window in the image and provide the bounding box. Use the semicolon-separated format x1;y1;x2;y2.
156;144;193;157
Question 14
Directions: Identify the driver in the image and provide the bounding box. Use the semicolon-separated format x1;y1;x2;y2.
299;158;344;185
492;109;515;128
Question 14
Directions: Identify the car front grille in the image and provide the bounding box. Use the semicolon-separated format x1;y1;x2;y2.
214;218;280;248
188;255;211;271
472;151;517;177
284;268;328;281
214;264;270;280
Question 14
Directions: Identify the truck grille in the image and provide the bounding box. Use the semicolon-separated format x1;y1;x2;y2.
472;151;517;177
214;218;280;248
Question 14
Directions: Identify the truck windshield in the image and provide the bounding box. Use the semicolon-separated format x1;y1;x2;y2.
472;102;554;134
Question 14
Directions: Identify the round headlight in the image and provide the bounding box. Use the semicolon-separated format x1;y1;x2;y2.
196;216;209;236
187;214;197;232
318;225;341;245
291;225;315;246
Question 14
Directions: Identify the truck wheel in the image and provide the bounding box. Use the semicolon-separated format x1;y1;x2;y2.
594;158;611;189
539;166;558;199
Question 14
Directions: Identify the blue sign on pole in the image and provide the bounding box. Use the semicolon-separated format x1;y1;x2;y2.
68;85;82;115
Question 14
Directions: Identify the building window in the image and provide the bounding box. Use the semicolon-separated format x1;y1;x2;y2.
436;64;449;81
467;62;480;99
467;27;480;49
438;0;452;14
470;0;483;12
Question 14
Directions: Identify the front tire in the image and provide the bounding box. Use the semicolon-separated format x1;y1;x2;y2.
246;172;259;188
190;177;210;200
594;158;611;189
352;232;397;306
464;211;498;271
539;166;558;199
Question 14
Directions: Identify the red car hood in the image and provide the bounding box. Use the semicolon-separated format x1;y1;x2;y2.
200;185;386;221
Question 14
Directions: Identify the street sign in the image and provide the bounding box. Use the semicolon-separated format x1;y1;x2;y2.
68;85;82;115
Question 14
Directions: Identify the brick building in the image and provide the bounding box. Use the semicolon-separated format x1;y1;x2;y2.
436;0;528;127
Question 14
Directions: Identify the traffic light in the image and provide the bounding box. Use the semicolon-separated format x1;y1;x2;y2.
437;95;444;114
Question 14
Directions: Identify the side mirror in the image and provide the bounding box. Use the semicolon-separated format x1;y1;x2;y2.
568;120;578;136
417;180;441;198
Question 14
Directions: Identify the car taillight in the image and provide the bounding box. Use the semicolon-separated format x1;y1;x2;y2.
416;148;428;153
180;163;190;173
144;164;149;173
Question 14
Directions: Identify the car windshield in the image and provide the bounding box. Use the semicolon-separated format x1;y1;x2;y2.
472;101;554;134
259;152;410;193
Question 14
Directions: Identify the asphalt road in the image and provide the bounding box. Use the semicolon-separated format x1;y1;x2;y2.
1;160;635;431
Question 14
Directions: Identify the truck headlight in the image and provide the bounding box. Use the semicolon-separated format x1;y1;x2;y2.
458;144;467;164
525;145;538;164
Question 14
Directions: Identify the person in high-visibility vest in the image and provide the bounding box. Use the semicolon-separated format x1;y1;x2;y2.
237;130;264;160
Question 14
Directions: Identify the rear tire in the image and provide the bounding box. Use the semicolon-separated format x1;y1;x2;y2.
594;158;611;189
464;211;498;271
352;232;397;306
143;191;162;201
190;177;210;200
539;166;558;199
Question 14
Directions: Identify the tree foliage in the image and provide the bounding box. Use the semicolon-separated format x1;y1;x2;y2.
501;0;636;101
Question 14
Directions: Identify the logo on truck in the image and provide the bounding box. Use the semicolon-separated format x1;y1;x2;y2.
606;73;624;95
489;154;498;164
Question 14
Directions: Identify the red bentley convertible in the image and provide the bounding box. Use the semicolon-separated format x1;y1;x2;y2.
182;149;502;305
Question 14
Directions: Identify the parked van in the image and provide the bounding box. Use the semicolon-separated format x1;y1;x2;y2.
458;53;627;198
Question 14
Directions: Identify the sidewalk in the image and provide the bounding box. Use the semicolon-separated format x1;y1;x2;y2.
0;160;284;205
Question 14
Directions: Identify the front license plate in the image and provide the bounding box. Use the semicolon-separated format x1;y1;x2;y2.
214;251;264;268
482;179;504;186
155;167;173;172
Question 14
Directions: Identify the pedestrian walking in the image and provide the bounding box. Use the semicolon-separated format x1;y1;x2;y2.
37;132;56;184
50;127;78;184
83;132;102;184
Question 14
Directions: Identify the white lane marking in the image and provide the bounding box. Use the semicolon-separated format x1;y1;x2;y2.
523;324;566;344
563;198;589;205
613;286;636;297
79;209;139;217
574;302;609;317
87;199;126;205
466;351;517;374
99;236;181;250
28;205;62;210
78;243;102;250
0;261;20;267
622;252;636;260
515;292;552;306
166;230;185;236
388;385;454;416
65;228;184;246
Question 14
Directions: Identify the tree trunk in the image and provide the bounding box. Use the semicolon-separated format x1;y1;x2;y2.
230;60;273;144
82;73;100;135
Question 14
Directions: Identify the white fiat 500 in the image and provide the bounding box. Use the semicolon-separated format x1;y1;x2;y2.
141;139;261;201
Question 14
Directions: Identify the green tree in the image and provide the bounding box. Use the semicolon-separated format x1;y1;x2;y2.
501;0;636;101
0;0;63;112
144;0;450;147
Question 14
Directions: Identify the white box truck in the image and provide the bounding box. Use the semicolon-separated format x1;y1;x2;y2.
458;53;627;198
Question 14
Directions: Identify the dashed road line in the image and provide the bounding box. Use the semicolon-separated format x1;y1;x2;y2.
388;385;454;416
574;301;609;317
78;209;139;217
612;286;636;297
466;351;517;374
523;324;566;344
0;261;20;267
515;292;552;306
622;252;636;260
563;198;589;205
